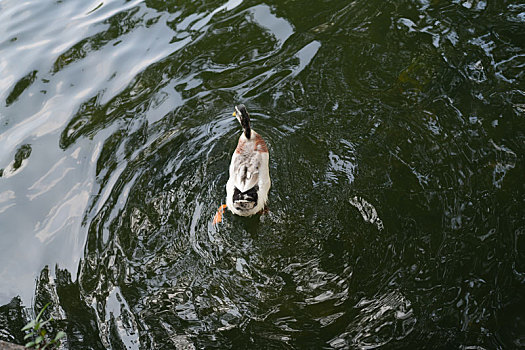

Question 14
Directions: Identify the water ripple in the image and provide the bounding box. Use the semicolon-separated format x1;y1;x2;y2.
0;0;524;348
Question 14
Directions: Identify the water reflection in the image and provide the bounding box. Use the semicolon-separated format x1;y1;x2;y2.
330;290;415;349
1;0;524;348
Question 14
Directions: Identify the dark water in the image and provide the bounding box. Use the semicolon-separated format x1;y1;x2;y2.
1;0;524;348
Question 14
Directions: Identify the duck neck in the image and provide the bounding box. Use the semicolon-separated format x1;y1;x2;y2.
241;118;251;139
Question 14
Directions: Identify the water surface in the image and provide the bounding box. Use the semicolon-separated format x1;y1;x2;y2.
0;0;524;348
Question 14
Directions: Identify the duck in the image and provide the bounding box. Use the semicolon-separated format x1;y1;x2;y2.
213;104;271;224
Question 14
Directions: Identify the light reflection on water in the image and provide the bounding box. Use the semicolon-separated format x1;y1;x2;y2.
0;0;524;348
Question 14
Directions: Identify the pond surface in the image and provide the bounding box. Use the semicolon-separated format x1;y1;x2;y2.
1;0;524;348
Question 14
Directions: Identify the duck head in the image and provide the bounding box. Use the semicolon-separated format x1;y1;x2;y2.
233;104;251;139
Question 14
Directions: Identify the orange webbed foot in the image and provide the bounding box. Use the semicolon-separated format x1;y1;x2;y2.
259;205;269;215
213;204;228;225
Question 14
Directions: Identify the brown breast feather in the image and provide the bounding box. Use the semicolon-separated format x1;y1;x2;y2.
235;139;246;154
254;134;268;153
235;134;268;154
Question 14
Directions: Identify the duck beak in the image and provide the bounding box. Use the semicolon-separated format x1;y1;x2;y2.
232;111;236;117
